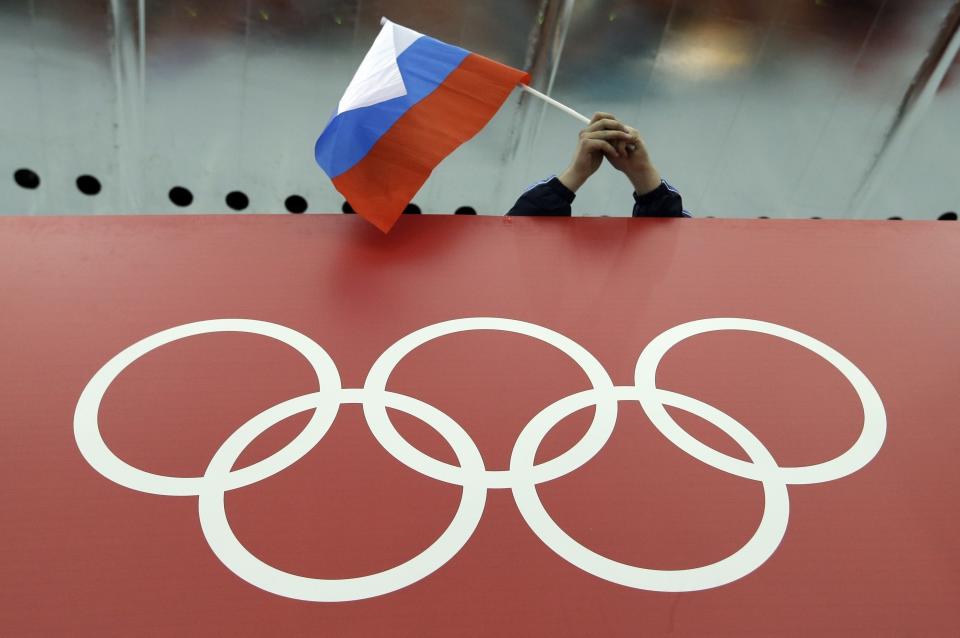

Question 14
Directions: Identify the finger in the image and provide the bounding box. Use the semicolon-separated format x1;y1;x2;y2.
583;138;620;158
587;118;629;133
591;111;617;123
585;119;628;134
629;130;647;148
582;130;634;141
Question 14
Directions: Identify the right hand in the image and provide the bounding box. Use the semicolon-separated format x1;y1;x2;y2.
557;112;637;193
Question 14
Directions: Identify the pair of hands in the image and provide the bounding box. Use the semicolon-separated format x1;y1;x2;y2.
557;113;662;196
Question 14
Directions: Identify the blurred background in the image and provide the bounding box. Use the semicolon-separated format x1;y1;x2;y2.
1;0;957;219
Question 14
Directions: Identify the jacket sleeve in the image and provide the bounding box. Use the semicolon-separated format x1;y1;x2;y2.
508;176;693;217
633;179;691;218
506;177;575;216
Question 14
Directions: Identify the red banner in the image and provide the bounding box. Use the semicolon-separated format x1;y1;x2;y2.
1;215;958;636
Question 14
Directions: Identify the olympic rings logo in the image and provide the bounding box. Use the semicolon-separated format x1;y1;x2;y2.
74;317;886;602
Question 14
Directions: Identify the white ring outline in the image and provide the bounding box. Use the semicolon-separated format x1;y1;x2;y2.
73;319;342;496
510;386;789;592
635;318;887;484
362;318;618;488
198;389;487;602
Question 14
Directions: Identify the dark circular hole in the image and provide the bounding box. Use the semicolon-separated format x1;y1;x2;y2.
810;216;822;220
887;216;903;220
226;191;249;211
758;216;769;219
939;211;957;221
76;175;102;196
342;201;355;214
285;195;308;214
403;203;421;215
169;186;193;207
455;206;477;215
14;168;40;190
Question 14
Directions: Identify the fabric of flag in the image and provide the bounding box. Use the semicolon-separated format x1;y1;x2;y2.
315;19;530;232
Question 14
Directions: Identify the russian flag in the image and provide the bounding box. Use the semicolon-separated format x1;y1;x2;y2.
315;19;530;232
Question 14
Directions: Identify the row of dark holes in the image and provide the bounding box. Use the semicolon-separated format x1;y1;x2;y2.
341;201;477;215
13;168;958;220
13;168;477;215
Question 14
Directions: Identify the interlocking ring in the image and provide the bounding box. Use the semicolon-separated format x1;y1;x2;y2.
74;317;885;601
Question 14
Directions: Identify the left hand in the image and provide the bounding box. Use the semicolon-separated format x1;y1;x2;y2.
604;121;663;196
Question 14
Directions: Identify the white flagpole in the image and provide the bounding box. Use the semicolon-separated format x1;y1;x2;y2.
519;84;590;124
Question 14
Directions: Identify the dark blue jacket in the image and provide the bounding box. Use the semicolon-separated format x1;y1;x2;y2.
507;176;691;217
